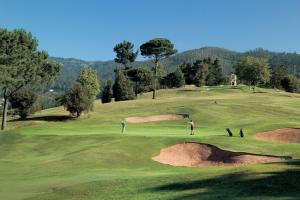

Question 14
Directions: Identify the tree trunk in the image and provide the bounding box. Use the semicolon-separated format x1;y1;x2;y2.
135;81;138;96
153;59;158;99
1;96;8;131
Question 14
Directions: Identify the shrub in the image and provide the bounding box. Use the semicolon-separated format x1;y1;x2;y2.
280;75;300;93
9;89;39;119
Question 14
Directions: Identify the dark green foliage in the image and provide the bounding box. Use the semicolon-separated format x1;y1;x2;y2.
161;68;185;88
140;38;177;58
280;75;300;93
102;80;113;103
180;58;222;87
113;41;138;69
113;70;136;101
50;47;300;92
9;89;39;119
125;67;153;95
63;83;90;118
0;28;60;129
63;66;100;117
193;60;210;87
140;38;177;99
206;59;224;86
270;65;289;88
179;62;194;84
234;56;270;89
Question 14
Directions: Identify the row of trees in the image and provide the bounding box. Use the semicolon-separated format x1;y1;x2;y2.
179;58;224;87
107;39;177;101
234;56;300;93
102;39;225;103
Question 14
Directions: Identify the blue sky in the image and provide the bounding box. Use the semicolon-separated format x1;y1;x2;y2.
0;0;299;61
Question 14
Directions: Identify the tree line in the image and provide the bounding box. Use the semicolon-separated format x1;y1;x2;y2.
234;56;300;93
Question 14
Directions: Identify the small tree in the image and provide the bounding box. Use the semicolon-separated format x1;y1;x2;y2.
161;68;185;88
76;65;100;111
64;83;90;118
9;89;39;119
113;70;136;101
234;56;270;92
140;38;177;99
113;41;138;69
102;80;113;103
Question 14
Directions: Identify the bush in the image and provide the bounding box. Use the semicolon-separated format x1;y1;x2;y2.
9;89;39;119
280;75;300;93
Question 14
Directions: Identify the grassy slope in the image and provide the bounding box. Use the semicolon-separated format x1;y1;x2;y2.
1;85;300;200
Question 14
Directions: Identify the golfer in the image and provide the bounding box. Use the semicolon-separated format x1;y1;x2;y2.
121;120;126;134
187;120;195;135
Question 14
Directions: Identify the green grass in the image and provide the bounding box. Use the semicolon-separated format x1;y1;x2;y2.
1;85;300;200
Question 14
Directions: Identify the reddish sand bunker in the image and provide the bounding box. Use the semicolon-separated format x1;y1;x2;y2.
126;114;184;123
255;128;300;143
152;143;290;167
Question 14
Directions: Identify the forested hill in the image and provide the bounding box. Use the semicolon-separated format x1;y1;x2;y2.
50;47;300;91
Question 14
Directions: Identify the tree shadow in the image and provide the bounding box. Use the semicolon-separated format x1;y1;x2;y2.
148;160;300;200
10;115;73;122
253;91;268;94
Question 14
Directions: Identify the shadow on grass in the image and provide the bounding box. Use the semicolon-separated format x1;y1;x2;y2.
10;115;73;122
149;160;300;200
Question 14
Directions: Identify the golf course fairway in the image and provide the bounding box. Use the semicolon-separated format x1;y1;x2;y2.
1;85;300;200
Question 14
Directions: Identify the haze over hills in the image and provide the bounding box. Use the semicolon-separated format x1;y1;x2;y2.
50;47;300;91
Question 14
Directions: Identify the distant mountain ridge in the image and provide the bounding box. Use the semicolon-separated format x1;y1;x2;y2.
50;47;300;91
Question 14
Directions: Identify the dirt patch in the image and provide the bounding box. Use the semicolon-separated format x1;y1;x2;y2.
126;114;184;123
255;128;300;143
152;143;290;167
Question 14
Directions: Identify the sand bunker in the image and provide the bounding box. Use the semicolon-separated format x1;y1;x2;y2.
152;143;290;167
255;128;300;143
126;114;184;123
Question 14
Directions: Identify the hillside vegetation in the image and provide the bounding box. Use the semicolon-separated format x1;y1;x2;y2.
1;86;300;200
51;47;300;91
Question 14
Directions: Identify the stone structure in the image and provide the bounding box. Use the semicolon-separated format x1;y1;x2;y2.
230;73;237;86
